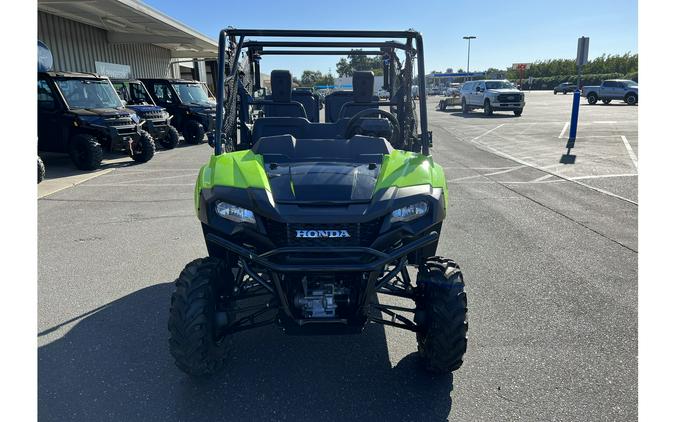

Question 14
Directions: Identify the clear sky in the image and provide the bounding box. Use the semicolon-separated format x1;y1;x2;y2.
144;0;637;77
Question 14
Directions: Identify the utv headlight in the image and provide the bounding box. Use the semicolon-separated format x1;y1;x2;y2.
214;201;256;224
391;201;428;223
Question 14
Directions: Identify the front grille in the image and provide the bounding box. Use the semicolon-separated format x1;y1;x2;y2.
498;93;522;102
263;219;382;248
140;111;165;120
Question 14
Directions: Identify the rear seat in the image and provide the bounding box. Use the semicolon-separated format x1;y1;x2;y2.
262;70;307;119
252;117;349;144
291;90;320;122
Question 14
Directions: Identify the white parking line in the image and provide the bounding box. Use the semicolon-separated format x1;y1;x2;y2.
81;183;194;187
38;168;115;199
115;173;196;185
532;174;554;182
450;129;638;205
570;173;637;181
470;124;505;143
620;135;639;170
558;122;569;139
449;165;526;182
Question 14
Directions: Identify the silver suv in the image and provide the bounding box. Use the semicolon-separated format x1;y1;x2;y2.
460;80;525;116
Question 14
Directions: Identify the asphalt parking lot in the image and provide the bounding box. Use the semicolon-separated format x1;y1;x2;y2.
38;91;638;421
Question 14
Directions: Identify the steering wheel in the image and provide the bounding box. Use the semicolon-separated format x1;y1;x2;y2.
343;108;401;146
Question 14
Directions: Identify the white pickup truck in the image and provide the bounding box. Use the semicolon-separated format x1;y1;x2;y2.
582;79;638;105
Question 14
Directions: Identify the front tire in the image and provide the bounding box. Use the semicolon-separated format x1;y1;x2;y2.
131;130;155;163
625;93;637;105
587;93;598;105
461;98;469;114
483;99;493;116
69;133;103;170
159;126;180;149
168;258;233;377
184;120;205;144
415;257;468;373
38;156;45;183
513;109;523;116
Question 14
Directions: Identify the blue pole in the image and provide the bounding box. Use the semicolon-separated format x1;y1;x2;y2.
568;90;581;143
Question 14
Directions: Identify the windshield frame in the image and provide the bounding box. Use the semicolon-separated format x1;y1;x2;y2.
171;82;212;104
113;81;156;106
485;80;517;90
55;77;124;110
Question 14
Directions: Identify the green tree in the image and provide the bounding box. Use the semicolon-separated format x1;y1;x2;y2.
335;50;384;76
299;70;334;87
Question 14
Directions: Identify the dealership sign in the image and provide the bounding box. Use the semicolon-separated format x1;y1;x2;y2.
95;61;131;79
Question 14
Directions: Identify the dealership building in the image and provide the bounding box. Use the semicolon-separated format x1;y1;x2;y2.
37;0;218;89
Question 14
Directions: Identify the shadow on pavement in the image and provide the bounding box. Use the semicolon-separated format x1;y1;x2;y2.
39;282;454;421
580;103;635;107
39;153;141;181
447;111;519;119
39;140;205;181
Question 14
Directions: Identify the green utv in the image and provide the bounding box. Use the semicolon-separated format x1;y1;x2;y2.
169;29;468;376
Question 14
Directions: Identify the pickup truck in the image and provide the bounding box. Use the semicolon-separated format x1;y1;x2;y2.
582;79;638;105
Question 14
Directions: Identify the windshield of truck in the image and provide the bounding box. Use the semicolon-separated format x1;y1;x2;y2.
56;78;123;109
113;81;154;105
172;83;212;104
624;80;638;87
485;81;516;89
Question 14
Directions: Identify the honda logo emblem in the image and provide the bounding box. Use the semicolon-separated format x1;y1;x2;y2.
295;229;351;238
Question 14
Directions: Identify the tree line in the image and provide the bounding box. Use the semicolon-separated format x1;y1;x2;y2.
504;53;638;79
293;52;638;89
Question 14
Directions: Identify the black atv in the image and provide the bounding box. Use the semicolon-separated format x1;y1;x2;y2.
111;79;180;149
140;78;217;145
38;71;155;170
168;29;468;377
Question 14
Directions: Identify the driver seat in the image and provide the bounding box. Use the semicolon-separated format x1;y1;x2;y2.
336;71;380;120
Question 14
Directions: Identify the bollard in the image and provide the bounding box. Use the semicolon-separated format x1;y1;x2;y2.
568;90;581;145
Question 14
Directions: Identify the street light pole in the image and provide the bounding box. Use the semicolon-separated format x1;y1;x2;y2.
463;35;476;81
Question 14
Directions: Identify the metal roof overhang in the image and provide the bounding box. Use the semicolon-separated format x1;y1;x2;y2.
37;0;218;58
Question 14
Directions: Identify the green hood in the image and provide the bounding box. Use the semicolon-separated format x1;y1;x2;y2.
195;149;448;212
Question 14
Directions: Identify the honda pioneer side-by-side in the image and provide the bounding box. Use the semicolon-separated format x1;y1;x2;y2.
140;78;218;144
38;72;155;170
111;79;180;149
168;29;468;377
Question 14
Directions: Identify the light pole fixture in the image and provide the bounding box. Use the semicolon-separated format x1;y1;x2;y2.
463;36;477;79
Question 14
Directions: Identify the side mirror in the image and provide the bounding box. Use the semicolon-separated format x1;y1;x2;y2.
475;86;482;92
120;100;127;106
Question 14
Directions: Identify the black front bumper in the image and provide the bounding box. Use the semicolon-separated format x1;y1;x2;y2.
144;119;171;139
206;230;438;273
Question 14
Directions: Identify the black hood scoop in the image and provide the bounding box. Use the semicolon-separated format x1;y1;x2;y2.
266;161;379;203
252;135;392;204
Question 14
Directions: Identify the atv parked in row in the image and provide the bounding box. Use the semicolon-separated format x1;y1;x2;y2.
111;79;180;149
141;78;218;145
38;71;155;170
168;29;468;377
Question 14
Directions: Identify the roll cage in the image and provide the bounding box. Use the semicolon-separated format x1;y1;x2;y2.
212;28;431;156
